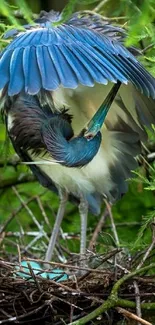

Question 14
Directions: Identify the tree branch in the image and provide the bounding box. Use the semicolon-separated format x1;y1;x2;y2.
116;307;152;325
68;263;155;325
0;174;36;189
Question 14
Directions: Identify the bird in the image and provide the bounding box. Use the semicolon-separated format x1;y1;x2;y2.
0;10;155;264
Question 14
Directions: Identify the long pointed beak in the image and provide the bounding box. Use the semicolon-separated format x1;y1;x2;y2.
84;82;121;138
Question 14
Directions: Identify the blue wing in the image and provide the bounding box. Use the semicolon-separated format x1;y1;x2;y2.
0;21;155;97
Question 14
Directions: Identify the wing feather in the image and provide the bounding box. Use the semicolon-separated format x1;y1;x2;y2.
9;48;24;94
23;47;42;95
1;25;155;97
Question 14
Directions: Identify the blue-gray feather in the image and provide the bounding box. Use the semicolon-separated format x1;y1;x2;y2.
1;21;155;96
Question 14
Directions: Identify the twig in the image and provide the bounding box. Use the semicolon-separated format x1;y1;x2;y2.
17;244;21;265
133;280;142;325
88;208;108;250
101;16;127;21
104;200;120;247
0;196;37;234
142;43;155;54
53;295;83;311
104;200;122;264
27;262;42;294
24;257;112;274
0;301;49;324
111;264;155;296
36;196;51;229
0;155;20;168
133;220;155;324
79;249;122;281
94;0;110;13
0;9;38;21
12;9;38;20
117;299;155;310
114;263;129;274
103;221;142;228
137;219;155;270
0;309;12;319
12;186;49;241
0;174;36;189
23;233;44;252
3;231;46;237
116;307;152;325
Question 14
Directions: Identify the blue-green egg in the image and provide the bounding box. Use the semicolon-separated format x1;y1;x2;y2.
15;261;68;282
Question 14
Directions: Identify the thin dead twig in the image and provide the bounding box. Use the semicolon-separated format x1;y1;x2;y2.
116;307;152;325
0;300;50;324
23;233;44;252
25;257;113;275
104;200;120;248
94;0;110;13
27;262;43;294
36;196;51;229
104;200;122;264
88;208;108;250
0;196;37;235
17;244;21;265
79;249;122;281
133;281;142;325
0;174;35;189
133;219;155;324
12;186;49;241
137;219;155;270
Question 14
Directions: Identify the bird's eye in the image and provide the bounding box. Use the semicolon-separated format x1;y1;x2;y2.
85;134;94;141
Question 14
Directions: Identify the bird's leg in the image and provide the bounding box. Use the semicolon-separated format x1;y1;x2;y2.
78;195;88;268
45;188;68;263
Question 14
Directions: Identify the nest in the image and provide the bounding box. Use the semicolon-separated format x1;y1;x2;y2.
0;251;155;325
0;185;155;324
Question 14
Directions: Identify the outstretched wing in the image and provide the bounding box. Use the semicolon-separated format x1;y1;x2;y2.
0;13;154;97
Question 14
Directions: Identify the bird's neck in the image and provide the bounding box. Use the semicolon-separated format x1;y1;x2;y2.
42;116;102;167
